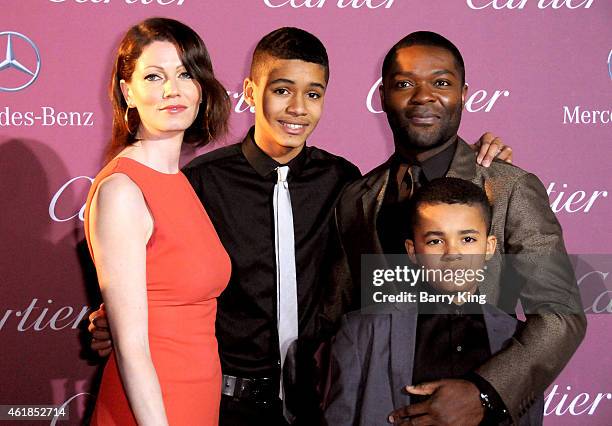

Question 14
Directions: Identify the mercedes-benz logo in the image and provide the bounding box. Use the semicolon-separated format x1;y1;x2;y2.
0;31;41;92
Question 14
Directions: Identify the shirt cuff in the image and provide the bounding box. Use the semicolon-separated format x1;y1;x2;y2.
463;371;510;424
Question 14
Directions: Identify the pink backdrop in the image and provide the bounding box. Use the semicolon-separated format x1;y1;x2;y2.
1;0;611;424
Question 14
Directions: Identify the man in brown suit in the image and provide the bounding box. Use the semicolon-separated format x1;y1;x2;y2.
323;31;586;425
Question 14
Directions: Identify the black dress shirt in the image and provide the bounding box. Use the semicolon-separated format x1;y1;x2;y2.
182;127;360;380
412;286;510;424
412;288;491;392
377;139;458;254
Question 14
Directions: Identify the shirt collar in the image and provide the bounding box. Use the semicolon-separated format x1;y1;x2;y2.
392;137;458;182
241;126;307;178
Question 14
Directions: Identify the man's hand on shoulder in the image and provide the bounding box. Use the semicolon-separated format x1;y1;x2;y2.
472;132;513;167
388;379;484;426
88;303;112;357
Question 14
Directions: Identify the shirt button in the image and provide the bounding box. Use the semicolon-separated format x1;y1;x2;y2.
277;360;281;366
456;345;462;352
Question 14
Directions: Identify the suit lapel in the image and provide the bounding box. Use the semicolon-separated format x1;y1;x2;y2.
445;138;477;181
360;162;391;254
389;305;418;409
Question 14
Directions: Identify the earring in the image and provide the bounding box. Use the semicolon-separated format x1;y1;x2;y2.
124;105;134;135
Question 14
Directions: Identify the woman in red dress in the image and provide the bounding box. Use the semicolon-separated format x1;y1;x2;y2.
84;18;231;425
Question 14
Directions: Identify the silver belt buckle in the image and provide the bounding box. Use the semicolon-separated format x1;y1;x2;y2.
222;374;237;396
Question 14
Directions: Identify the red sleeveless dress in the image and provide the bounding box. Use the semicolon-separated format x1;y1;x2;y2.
84;157;231;425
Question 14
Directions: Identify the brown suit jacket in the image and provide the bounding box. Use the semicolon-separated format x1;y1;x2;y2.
323;138;586;424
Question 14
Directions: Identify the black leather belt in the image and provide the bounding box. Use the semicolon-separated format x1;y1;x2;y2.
221;374;278;406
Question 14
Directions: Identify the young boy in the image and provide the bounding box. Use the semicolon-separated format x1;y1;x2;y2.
324;177;544;426
88;28;510;425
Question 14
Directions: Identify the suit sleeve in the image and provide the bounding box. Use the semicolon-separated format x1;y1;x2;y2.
318;161;362;334
319;204;359;340
475;172;587;424
323;316;362;426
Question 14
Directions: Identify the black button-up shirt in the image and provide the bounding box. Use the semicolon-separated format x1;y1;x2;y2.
377;139;458;254
412;286;509;423
183;127;360;378
412;288;491;391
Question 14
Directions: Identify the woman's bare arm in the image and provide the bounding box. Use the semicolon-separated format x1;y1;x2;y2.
90;173;167;426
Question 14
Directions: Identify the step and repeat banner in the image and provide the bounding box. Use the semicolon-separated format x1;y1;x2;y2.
1;1;611;424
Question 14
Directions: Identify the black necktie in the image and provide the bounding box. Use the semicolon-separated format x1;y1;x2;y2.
398;164;423;202
408;164;423;194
